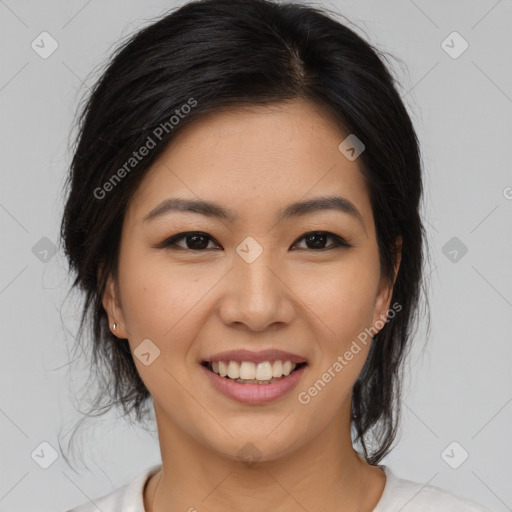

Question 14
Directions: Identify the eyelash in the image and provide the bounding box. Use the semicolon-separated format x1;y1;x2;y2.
156;231;352;252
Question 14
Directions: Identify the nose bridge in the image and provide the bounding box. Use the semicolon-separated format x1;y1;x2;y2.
219;237;292;330
239;251;276;299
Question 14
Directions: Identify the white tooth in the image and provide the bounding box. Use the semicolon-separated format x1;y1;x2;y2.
272;360;283;378
282;361;294;376
218;361;228;377
215;360;298;380
227;361;240;379
239;361;256;379
256;361;273;380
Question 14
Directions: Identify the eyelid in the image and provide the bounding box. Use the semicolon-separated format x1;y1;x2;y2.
291;231;352;250
155;230;352;251
153;231;220;250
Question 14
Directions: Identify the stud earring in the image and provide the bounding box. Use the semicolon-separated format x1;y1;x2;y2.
112;322;117;331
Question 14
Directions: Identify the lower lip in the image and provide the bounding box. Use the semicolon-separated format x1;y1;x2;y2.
200;364;307;404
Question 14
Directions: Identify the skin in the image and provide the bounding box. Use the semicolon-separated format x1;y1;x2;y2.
102;97;401;512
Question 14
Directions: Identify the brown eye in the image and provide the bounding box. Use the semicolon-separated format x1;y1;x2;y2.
157;230;351;252
157;232;220;251
292;231;351;251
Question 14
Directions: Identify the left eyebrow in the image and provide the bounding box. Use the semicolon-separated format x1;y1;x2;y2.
142;195;365;230
279;195;364;228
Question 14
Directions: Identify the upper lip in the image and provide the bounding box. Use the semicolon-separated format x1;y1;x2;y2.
203;349;308;364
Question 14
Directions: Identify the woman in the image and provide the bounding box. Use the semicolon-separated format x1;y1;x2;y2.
60;0;492;510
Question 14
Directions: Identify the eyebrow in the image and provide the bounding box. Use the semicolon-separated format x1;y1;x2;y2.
143;195;365;228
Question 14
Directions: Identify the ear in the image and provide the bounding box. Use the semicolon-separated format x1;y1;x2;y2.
371;235;402;331
98;262;128;339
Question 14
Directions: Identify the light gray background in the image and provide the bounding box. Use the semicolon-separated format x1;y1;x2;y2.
1;0;511;511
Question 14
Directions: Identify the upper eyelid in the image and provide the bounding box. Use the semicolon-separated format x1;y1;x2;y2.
160;231;350;249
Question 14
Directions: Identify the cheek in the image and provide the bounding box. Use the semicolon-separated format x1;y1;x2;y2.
295;254;380;342
297;267;376;412
117;243;178;337
117;245;219;343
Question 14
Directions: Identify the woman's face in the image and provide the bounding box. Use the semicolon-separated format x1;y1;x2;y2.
103;98;399;462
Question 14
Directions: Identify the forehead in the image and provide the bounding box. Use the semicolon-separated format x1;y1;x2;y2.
126;98;373;228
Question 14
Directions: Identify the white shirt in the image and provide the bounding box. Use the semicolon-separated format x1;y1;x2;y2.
66;464;493;511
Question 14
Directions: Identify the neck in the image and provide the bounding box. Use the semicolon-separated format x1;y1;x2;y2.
144;404;386;512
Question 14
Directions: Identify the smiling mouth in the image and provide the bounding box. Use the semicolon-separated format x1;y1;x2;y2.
201;360;308;384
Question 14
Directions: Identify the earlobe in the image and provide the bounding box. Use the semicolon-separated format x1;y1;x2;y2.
101;271;127;338
372;235;402;331
372;277;394;330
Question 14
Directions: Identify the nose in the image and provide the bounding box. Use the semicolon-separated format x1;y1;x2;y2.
217;248;295;332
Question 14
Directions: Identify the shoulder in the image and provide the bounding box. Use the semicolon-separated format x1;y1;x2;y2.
374;466;494;512
64;464;162;512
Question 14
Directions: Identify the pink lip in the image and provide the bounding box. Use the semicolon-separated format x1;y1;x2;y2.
200;363;307;404
203;348;307;364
